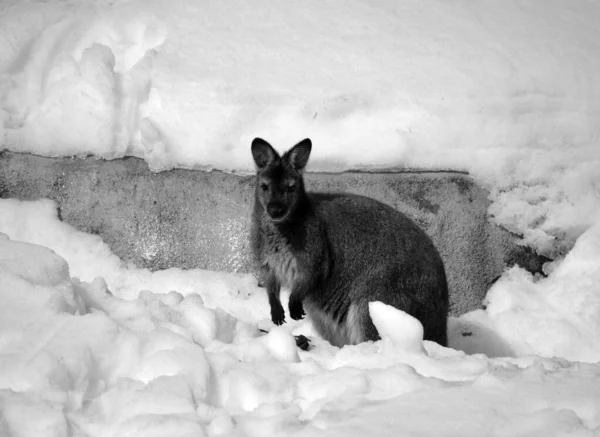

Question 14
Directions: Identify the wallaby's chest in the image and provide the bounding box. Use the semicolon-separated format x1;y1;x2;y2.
260;230;299;288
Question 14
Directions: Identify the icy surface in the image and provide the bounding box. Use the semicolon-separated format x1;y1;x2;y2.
1;0;600;255
2;198;600;436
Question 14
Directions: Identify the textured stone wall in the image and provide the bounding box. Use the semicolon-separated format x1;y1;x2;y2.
0;151;545;315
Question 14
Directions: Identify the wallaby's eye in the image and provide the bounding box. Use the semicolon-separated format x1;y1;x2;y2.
287;183;296;193
260;183;268;192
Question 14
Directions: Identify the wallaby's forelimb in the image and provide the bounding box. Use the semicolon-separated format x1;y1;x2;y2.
289;279;311;320
264;271;285;325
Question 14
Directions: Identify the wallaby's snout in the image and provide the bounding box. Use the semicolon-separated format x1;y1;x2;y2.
266;202;286;220
258;177;295;222
259;176;293;221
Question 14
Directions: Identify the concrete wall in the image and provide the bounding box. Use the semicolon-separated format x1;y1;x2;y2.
0;151;546;315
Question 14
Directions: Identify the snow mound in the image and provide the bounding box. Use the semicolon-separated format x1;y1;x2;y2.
369;301;425;355
0;235;69;287
453;220;600;363
0;237;81;331
262;326;300;363
1;1;165;161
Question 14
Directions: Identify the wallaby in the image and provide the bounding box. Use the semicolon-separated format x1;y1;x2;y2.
250;138;449;347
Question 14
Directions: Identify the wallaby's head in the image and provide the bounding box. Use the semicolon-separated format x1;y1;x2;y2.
251;138;312;223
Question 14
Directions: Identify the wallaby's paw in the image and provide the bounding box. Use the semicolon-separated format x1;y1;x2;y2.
295;334;311;351
289;299;305;320
271;305;286;325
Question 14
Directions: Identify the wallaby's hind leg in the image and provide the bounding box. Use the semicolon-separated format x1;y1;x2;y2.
305;300;370;347
304;300;345;347
360;311;380;343
346;302;373;344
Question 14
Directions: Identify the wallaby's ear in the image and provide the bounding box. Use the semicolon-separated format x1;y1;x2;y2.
251;138;279;169
284;138;312;171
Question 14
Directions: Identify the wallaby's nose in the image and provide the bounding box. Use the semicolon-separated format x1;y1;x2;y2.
267;204;286;219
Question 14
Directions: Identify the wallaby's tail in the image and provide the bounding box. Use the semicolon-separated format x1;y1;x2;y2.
424;317;448;347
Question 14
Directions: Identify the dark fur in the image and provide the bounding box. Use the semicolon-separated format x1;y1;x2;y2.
250;138;449;347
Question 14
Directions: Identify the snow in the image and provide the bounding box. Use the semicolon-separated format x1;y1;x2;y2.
461;221;600;363
2;198;600;436
1;0;600;255
368;301;425;355
1;0;600;434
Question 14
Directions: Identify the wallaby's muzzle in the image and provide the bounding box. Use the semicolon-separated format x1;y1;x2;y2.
266;203;287;220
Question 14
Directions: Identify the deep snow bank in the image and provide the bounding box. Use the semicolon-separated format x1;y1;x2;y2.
451;221;600;362
1;0;599;256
